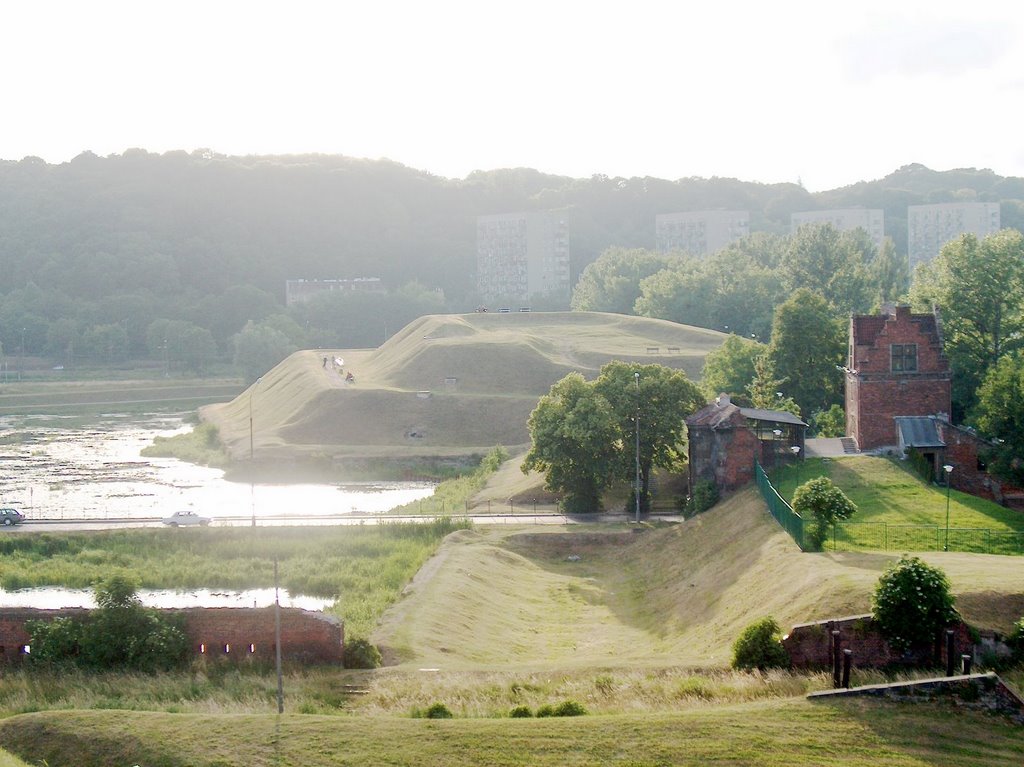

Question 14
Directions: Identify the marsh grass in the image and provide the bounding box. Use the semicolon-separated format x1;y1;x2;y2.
142;420;228;466
389;446;509;515
0;520;468;638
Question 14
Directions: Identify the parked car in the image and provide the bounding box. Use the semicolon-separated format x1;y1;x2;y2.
161;510;212;527
0;508;25;526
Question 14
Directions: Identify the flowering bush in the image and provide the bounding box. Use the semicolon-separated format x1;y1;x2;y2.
871;556;958;653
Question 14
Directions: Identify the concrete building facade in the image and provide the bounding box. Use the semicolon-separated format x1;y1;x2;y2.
655;210;749;257
907;202;1000;269
791;208;885;251
476;211;570;302
845;305;951;451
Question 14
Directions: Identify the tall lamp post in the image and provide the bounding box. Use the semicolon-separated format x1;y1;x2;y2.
790;445;802;489
634;371;641;523
942;464;954;551
249;377;262;527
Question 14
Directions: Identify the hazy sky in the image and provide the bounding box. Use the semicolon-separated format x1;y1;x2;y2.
4;0;1023;191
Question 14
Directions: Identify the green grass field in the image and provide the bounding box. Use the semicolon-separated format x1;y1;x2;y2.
771;456;1024;554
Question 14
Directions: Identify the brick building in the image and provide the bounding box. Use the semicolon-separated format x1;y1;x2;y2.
686;394;806;495
845;305;951;452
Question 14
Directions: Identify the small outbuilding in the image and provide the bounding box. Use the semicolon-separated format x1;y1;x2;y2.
686;394;807;495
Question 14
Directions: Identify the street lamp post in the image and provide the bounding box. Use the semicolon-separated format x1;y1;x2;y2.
249;377;262;527
943;464;954;551
634;371;641;523
790;445;801;489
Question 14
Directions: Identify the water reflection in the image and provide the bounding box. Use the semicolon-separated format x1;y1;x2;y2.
0;413;434;520
0;586;334;612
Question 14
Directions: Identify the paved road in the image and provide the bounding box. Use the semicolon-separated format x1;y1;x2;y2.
6;511;678;532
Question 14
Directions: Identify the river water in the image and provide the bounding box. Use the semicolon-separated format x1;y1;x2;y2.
0;412;435;522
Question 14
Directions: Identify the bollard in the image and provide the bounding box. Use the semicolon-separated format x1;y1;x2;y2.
961;654;972;675
945;629;955;677
842;649;852;689
831;631;841;688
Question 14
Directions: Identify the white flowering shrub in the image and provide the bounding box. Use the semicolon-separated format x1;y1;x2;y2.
871;556;958;653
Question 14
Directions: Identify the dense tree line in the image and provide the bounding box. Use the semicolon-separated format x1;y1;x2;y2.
1;151;1022;375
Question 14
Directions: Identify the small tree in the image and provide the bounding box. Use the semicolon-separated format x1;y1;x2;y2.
872;556;958;654
792;476;857;550
732;616;790;670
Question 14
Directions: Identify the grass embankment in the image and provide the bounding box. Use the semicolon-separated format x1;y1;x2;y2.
2;699;1021;767
772;456;1024;553
142;420;228;466
202;312;725;467
0;521;466;639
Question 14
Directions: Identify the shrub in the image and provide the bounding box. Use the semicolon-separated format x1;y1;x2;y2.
552;699;587;716
509;705;533;718
535;704;555;717
343;638;382;669
424;702;453;719
811;405;845;438
685;480;719;516
872;556;958;653
792;477;857;550
731;616;790;670
1006;617;1024;664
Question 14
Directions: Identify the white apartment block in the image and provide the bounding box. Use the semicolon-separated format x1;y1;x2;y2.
907;202;1000;269
655;210;749;257
476;211;570;301
791;208;885;251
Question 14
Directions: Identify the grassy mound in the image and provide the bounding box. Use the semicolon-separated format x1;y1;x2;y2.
202;312;724;467
373;488;1024;669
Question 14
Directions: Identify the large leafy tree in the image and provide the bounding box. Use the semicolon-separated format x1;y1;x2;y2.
767;289;845;418
974;351;1024;484
594;361;705;513
781;223;875;314
910;229;1024;418
522;373;620;514
700;334;764;403
570;247;679;314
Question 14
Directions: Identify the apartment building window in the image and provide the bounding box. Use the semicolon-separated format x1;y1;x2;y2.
891;343;918;372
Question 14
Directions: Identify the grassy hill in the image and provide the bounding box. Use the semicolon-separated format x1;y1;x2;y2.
203;311;725;471
1;489;1022;765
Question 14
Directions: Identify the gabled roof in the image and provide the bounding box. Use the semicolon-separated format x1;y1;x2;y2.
687;394;807;429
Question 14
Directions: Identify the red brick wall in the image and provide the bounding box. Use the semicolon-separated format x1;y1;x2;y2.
848;308;951;450
689;425;760;493
784;614;972;669
0;607;343;665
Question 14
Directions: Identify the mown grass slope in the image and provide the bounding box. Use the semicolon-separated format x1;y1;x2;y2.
373;488;1024;669
203;312;725;462
1;698;1021;767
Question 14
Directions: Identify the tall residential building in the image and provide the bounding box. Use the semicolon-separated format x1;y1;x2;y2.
476;211;570;301
655;210;749;256
907;202;1000;269
791;208;885;251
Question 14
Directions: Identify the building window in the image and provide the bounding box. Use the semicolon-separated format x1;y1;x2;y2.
891;343;918;372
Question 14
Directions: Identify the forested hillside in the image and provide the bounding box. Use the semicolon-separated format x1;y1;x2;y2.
1;150;1022;373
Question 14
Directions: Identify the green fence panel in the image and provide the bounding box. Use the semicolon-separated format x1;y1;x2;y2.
755;462;805;551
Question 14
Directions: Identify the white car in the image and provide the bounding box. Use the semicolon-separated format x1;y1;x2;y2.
162;510;212;527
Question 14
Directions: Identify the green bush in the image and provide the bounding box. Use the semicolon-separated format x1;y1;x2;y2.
685;480;719;516
1006;617;1024;664
872;556;958;653
552;699;588;716
424;702;453;719
810;404;845;438
535;704;555;717
792;476;857;550
343;638;382;669
731;616;790;670
509;705;533;718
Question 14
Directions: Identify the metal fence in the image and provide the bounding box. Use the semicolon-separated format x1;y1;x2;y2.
755;462;806;551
